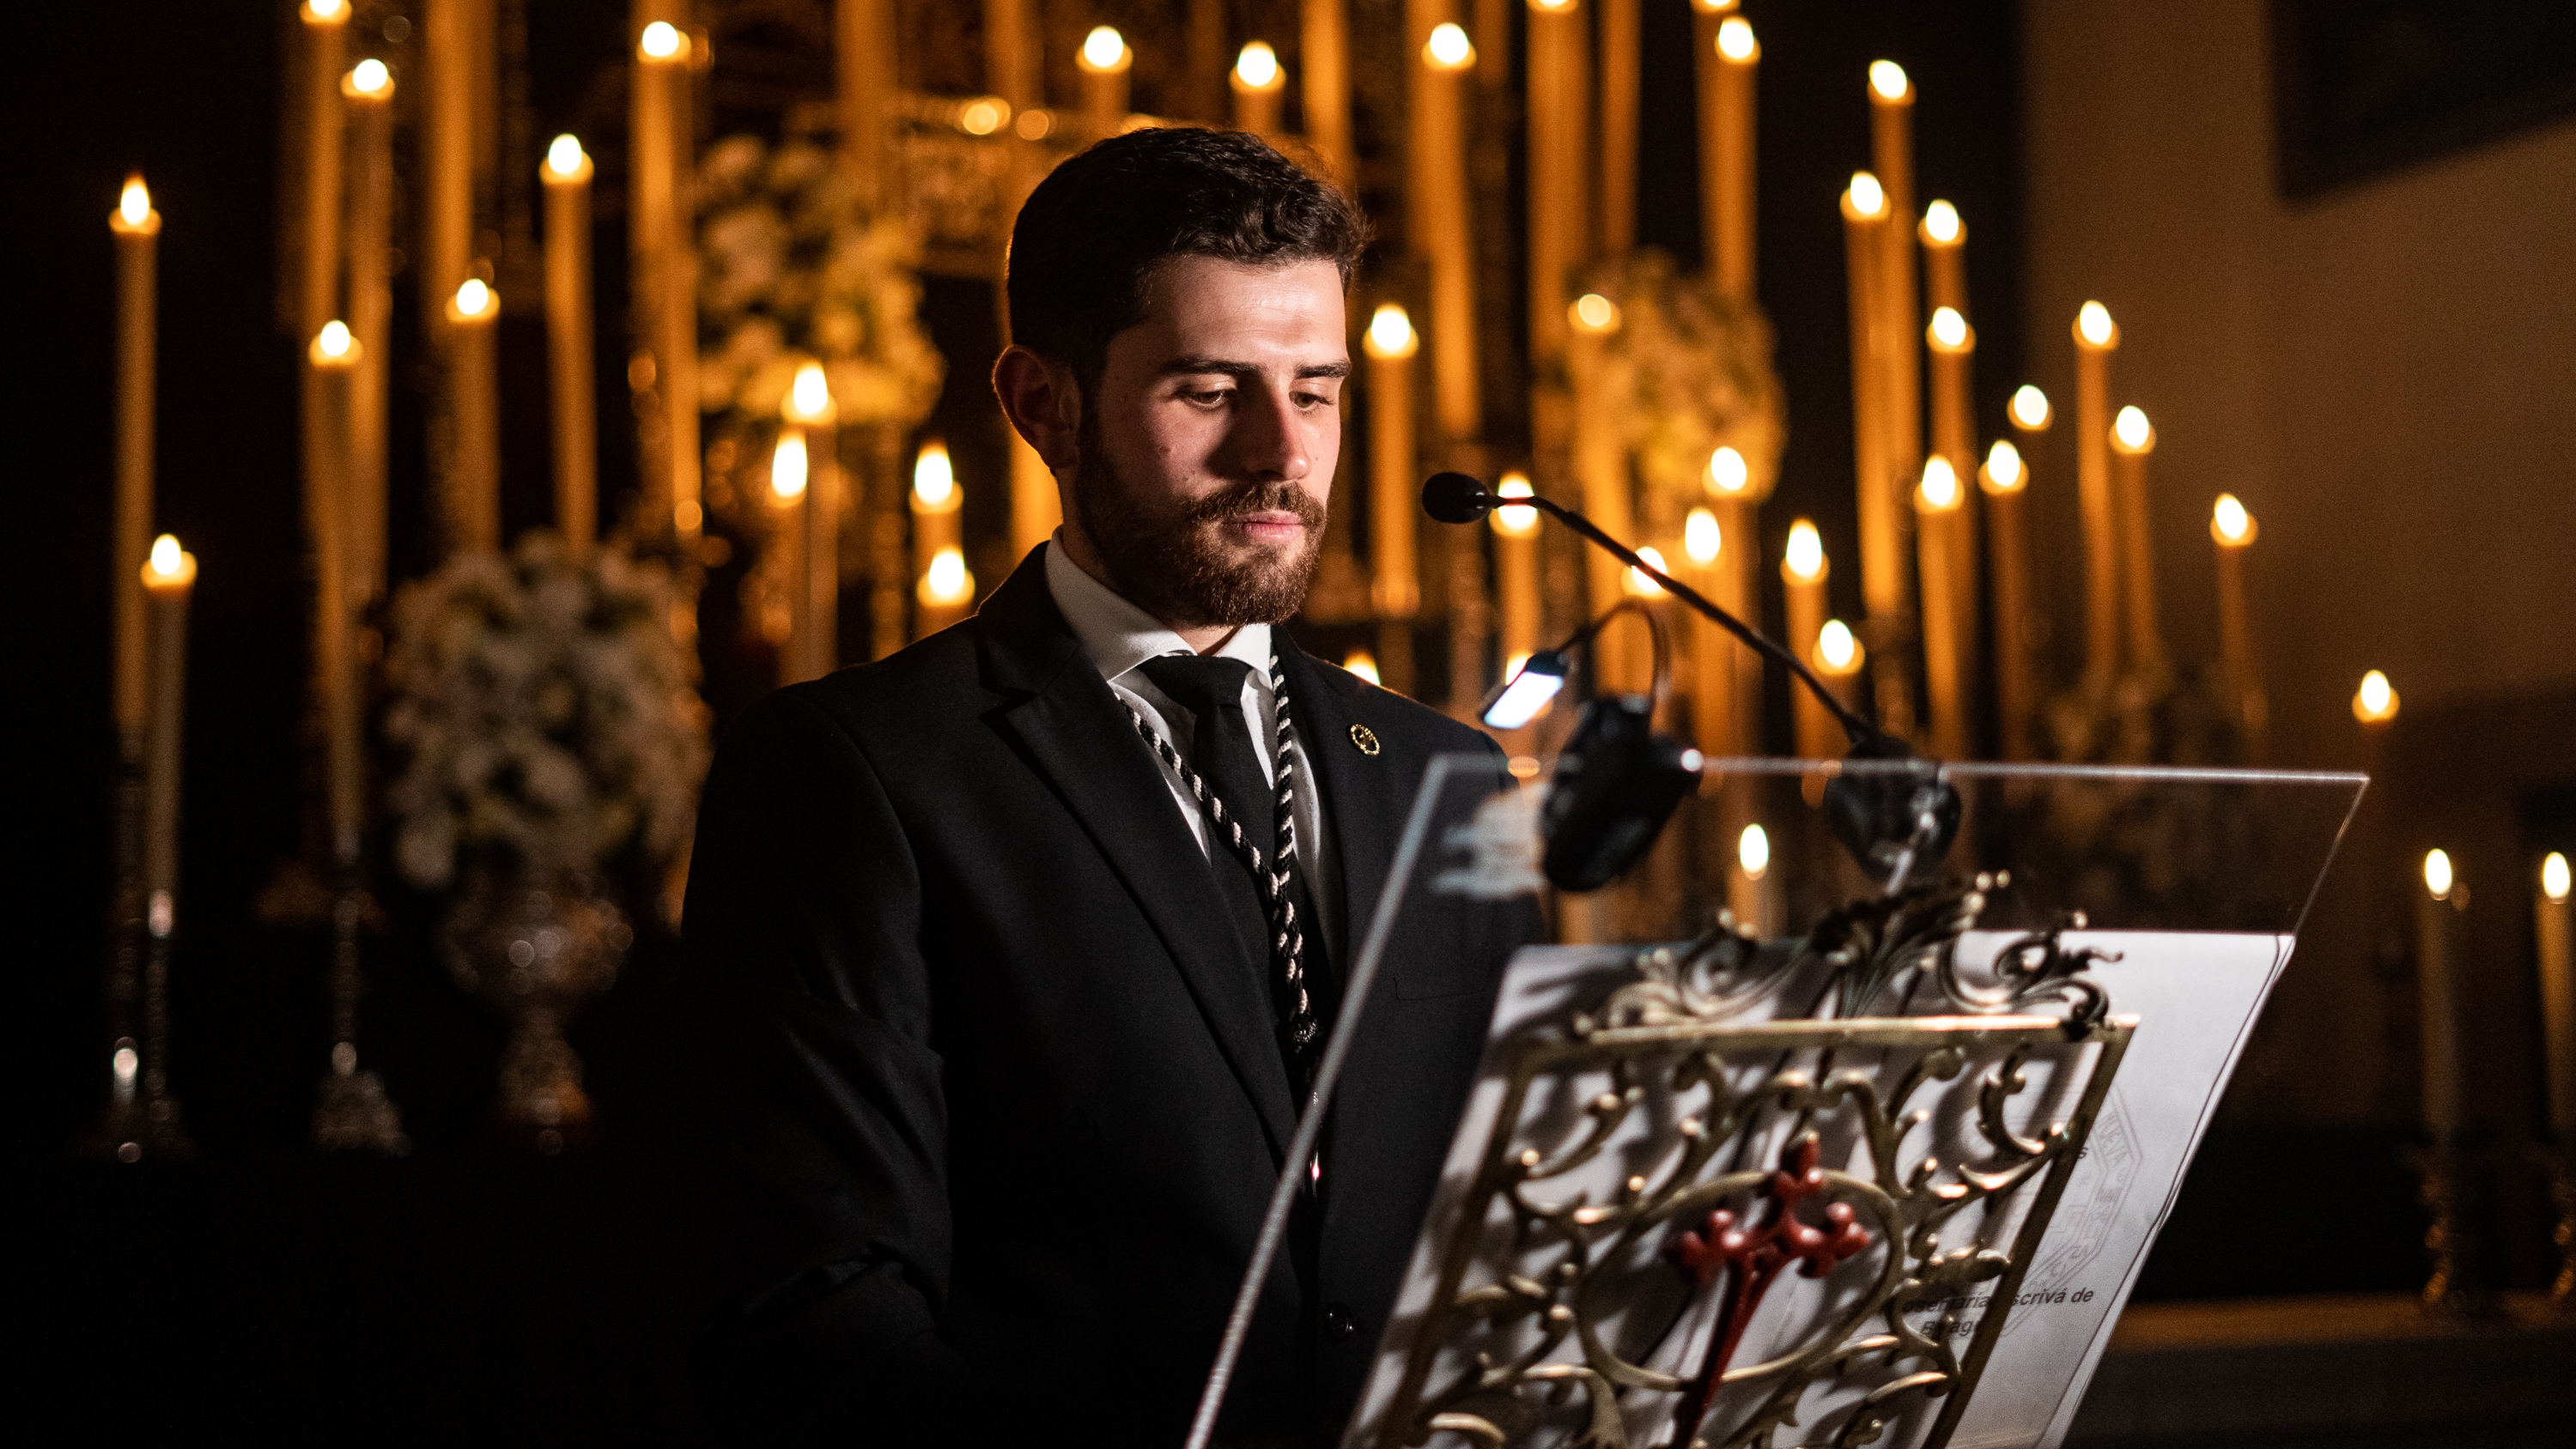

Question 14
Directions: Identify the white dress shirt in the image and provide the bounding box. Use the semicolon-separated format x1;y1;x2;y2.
1044;535;1342;955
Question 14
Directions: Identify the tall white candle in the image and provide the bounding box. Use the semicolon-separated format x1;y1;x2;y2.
542;135;598;557
2540;852;2573;1137
111;176;160;753
2419;849;2463;1136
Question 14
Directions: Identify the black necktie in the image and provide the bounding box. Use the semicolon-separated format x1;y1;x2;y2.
1134;654;1334;1085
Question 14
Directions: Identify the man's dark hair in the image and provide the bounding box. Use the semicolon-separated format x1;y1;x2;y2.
1005;127;1370;391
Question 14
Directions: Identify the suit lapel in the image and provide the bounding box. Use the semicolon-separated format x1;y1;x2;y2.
977;549;1297;1156
1275;640;1400;970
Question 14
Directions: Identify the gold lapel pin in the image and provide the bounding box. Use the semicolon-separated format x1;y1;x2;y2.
1348;723;1382;756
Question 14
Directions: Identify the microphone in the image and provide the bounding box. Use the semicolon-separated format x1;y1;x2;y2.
1425;472;1959;887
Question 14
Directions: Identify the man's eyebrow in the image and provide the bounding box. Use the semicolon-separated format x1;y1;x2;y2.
1158;355;1352;380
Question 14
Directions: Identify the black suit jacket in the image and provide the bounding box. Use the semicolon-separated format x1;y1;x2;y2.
682;545;1539;1443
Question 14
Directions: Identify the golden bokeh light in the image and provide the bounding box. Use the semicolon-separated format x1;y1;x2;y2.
1080;26;1128;71
769;433;808;500
1982;440;2025;494
1571;293;1620;332
2009;385;2051;430
1784;519;1826;582
1716;17;1758;62
1707;446;1749;496
1425;22;1476;70
1234;42;1281;89
2353;669;2399;724
2423;848;2454;900
913;440;957;510
1869;60;1911;101
1685;508;1722;566
1846;172;1886;217
1365;303;1419;358
1923;199;1960;244
2077;301;2116;347
640;21;683;59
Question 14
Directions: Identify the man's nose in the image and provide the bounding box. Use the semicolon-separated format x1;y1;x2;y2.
1229;381;1310;484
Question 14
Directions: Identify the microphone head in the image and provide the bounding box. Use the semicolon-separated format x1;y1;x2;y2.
1420;471;1495;524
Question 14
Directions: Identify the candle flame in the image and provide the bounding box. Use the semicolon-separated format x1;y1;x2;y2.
1692;0;1739;14
1929;306;1969;349
1918;457;1960;510
1528;0;1577;13
1846;171;1886;217
1570;293;1620;332
547;134;586;176
1817;619;1862;673
1923;199;1960;244
958;97;1009;136
2544;852;2570;903
1685;508;1722;566
2353;669;2399;724
1706;446;1749;495
920;547;974;606
1343;650;1382;685
113;1044;138;1092
1234;41;1281;89
1716;17;1758;63
1625;548;1669;597
1365;302;1419;357
1981;440;2026;494
2113;405;2153;451
1868;60;1911;102
2212;494;2255;545
1784;520;1826;582
305;0;346;21
913;440;957;509
316;319;354;358
787;361;834;422
1081;26;1127;71
1425;22;1476;70
149;534;184;577
2077;300;2116;347
1492;473;1539;537
2009;385;2051;430
770;432;808;500
454;277;492;317
119;175;151;227
1739;823;1771;880
2423;849;2453;900
349;58;391;95
640;21;684;59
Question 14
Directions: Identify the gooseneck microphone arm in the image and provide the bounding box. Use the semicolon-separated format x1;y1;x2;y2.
1424;473;1878;746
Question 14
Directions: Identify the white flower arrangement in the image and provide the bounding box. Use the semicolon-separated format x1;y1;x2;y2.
382;533;710;894
1594;251;1788;506
695;133;945;432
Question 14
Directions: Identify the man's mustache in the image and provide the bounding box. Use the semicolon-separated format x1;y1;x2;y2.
1181;479;1327;530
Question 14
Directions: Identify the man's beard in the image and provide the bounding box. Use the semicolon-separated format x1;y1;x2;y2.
1070;420;1327;629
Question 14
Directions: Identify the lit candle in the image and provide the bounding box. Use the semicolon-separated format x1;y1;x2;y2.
1415;21;1481;446
1231;41;1285;136
1525;0;1588;368
2353;669;2400;727
2540;852;2573;1137
1868;61;1922;563
918;547;977;634
1914;458;1968;758
140;535;197;938
1981;440;2037;760
2418;849;2464;1136
542;135;597;558
2210;493;2266;748
110;174;161;755
770;428;812;684
1683;505;1734;761
308;323;365;861
1704;446;1763;757
635;20;702;544
1365;303;1423;621
911;436;963;645
443;278;501;554
341;60;394;603
1301;0;1353;179
1920;198;1965;316
1568;294;1643;691
2074;301;2121;683
838;0;896;206
787;365;840;674
1598;0;1639;257
2110;405;2163;674
1840;173;1901;631
423;0;471;335
1491;473;1542;674
1782;520;1834;759
1814;618;1867;715
298;1;349;337
1078;27;1132;138
1699;8;1759;301
1926;306;1976;477
1734;820;1776;938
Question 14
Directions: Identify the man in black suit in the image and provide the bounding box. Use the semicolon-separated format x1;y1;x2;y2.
683;128;1537;1444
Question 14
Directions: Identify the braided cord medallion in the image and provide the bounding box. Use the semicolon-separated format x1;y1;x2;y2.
1127;657;1318;1063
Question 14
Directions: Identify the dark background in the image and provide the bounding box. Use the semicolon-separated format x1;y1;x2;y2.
8;1;2438;1435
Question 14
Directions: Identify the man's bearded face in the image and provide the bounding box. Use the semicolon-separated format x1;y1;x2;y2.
1072;414;1326;628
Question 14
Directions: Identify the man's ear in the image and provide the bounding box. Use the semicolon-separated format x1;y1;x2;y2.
992;346;1081;472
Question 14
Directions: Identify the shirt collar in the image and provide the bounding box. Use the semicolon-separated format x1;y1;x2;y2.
1045;532;1273;687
